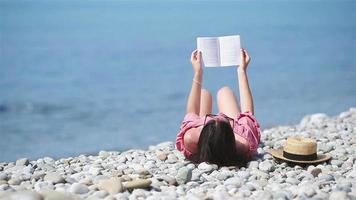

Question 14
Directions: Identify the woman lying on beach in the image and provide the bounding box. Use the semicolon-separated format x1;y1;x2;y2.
176;48;261;167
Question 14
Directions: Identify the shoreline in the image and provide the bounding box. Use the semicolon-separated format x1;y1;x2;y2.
0;107;355;199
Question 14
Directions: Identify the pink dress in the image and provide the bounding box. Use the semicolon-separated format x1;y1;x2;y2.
175;112;261;159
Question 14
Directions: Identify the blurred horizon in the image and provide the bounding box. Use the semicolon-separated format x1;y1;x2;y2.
0;0;355;162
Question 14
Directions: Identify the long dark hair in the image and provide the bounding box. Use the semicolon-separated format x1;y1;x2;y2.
189;119;247;167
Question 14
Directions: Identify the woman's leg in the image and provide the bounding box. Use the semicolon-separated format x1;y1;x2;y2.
199;89;213;117
217;86;241;118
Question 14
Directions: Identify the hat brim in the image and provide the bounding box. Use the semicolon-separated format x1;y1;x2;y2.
266;148;331;164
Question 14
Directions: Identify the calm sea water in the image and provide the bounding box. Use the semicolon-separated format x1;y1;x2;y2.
0;1;355;162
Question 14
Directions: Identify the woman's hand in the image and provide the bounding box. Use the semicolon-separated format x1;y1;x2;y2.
239;48;251;71
190;49;203;73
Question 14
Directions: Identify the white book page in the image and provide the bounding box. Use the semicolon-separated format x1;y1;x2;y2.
219;35;241;67
197;37;220;67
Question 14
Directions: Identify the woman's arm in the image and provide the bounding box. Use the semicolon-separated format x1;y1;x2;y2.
238;49;254;115
186;50;203;115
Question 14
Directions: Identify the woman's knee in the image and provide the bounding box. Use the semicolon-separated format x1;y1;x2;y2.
216;86;240;117
217;86;233;98
202;88;212;99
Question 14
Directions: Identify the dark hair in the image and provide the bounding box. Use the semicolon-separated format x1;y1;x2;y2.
189;119;247;167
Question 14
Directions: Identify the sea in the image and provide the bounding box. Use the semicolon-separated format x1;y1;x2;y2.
0;0;355;162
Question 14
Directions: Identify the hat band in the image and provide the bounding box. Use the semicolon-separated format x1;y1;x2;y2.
283;151;317;161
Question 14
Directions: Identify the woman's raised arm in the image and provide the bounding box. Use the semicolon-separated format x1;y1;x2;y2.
186;50;203;115
237;48;255;115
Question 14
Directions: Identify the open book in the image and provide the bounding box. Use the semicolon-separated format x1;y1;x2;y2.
197;35;241;67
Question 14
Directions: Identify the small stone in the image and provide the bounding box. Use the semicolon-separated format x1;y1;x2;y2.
224;177;242;188
286;171;298;177
285;177;300;185
251;170;269;179
247;161;259;169
150;178;163;191
237;171;250;179
157;153;167;161
131;189;147;198
310;168;322;177
262;153;273;160
336;182;352;193
64;177;77;184
0;173;8;181
197;162;217;173
88;167;101;176
117;156;127;163
309;113;328;125
99;151;110;158
347;170;356;178
258;160;275;172
331;160;344;167
34;181;54;191
166;154;178;163
16;158;29;166
298;185;316;197
318;173;334;182
313;191;330;199
79;177;92;185
0;184;9;191
44;172;65;184
329;191;349;200
246;180;264;191
339;111;351;118
70;183;89;194
338;155;348;161
186;163;196;170
0;180;7;185
43;157;55;164
157;175;177;185
123;168;134;175
97;178;123;194
8;178;22;185
319;144;333;153
118;175;131;182
131;164;149;176
307;165;315;172
123;179;152;190
297;172;314;181
213;170;232;181
91;190;108;199
23;165;34;174
175;167;192;185
191;170;202;182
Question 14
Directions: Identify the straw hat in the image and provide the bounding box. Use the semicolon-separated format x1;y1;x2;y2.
267;136;331;164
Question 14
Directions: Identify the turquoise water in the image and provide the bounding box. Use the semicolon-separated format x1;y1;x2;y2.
0;1;355;162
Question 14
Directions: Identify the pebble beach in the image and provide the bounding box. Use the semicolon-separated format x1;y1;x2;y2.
0;108;355;200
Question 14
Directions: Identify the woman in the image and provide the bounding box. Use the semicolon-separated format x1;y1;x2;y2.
175;48;261;167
